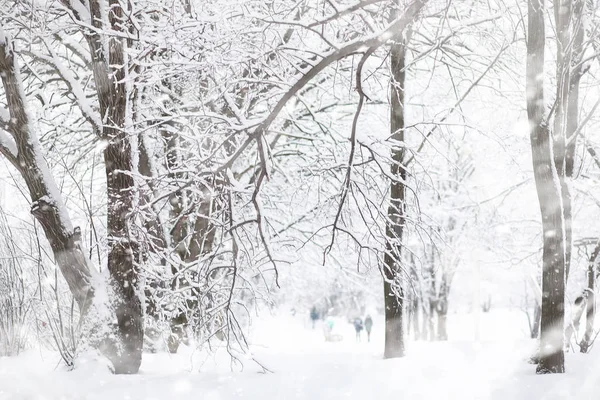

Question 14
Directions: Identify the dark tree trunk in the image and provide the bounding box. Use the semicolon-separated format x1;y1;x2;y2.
2;11;143;374
84;0;143;373
527;0;566;374
565;293;586;348
581;240;600;352
0;36;94;314
383;15;410;358
554;0;583;282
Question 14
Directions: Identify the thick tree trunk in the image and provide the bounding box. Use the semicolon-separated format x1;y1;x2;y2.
527;0;566;374
83;0;143;373
383;19;409;359
2;23;143;374
101;86;143;375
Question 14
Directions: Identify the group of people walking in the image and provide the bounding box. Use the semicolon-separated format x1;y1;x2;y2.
310;306;374;342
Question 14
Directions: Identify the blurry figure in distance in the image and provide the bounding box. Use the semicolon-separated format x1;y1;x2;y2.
364;315;373;342
310;306;319;329
353;317;364;342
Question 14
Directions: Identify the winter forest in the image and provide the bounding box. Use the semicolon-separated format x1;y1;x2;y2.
0;0;600;398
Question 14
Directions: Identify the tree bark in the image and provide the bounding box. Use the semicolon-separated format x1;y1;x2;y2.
82;0;143;373
0;33;94;314
565;292;586;348
580;240;600;352
554;0;584;282
436;299;449;341
531;303;541;339
527;0;566;374
383;12;410;358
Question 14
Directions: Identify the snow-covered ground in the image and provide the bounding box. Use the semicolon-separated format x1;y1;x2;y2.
1;309;599;400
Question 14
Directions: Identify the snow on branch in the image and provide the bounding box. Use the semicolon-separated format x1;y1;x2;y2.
0;129;17;159
250;0;427;142
307;0;387;27
239;0;427;281
0;31;21;161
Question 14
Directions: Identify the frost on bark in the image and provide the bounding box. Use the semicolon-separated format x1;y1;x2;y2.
0;32;94;313
62;0;144;373
383;19;409;359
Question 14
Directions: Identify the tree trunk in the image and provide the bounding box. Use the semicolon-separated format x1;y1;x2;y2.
0;35;94;314
527;0;566;374
565;293;586;348
436;273;451;341
581;240;600;352
85;0;143;373
437;310;448;341
2;20;143;374
531;303;541;339
436;299;448;341
554;0;583;283
383;14;410;358
160;118;221;352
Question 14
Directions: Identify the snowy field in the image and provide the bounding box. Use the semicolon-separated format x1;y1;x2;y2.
2;309;599;400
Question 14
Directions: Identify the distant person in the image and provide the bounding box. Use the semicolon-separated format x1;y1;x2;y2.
310;306;319;329
353;317;364;341
364;315;373;342
324;317;335;341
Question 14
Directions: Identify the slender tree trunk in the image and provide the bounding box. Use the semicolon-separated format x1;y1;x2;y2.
425;251;437;341
436;299;448;341
412;297;421;340
565;292;586;348
159;123;191;353
436;273;451;341
581;240;600;352
421;301;430;341
383;15;410;359
531;303;541;339
527;0;566;374
555;0;584;282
